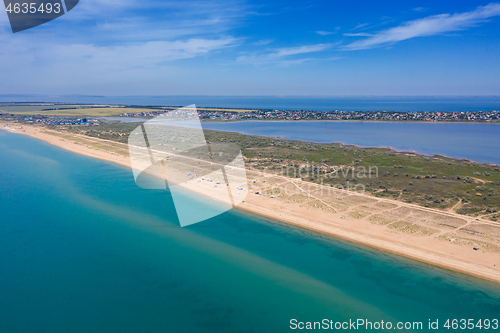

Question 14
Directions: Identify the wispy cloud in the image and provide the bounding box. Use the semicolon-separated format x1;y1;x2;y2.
352;23;369;30
315;30;333;35
343;32;373;37
67;38;240;65
68;0;248;44
237;43;333;65
413;7;427;12
315;27;340;36
0;0;245;60
253;39;273;45
342;3;500;50
0;36;239;70
273;44;332;57
0;0;247;94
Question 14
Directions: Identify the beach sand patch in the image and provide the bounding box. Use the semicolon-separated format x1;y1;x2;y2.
381;207;414;220
388;221;438;236
457;224;500;244
361;201;399;212
405;211;467;230
300;200;338;213
347;209;370;219
437;234;500;252
278;194;311;204
368;214;396;225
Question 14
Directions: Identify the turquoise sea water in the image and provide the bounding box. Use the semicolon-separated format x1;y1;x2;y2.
1;130;500;333
201;121;500;165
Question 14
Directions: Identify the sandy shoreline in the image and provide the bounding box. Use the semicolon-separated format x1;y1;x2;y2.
2;122;500;284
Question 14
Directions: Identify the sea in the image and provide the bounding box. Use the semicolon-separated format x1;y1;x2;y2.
1;129;500;333
1;95;500;112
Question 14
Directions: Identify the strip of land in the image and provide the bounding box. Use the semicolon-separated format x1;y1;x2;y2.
1;102;499;121
1;121;499;284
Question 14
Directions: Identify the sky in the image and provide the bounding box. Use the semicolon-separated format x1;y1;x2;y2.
0;0;499;96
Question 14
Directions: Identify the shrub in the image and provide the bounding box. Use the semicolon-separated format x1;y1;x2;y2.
463;177;473;183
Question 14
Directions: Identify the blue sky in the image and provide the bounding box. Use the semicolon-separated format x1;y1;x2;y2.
1;0;499;95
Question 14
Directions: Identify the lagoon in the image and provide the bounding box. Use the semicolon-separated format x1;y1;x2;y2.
201;121;500;164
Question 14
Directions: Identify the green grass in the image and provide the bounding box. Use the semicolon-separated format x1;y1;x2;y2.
201;129;500;216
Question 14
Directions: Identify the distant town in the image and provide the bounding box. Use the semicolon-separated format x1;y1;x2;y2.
0;113;101;126
120;108;500;122
1;108;500;127
23;116;100;126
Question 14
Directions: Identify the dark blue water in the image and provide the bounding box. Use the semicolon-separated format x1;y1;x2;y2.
201;121;500;165
1;130;499;333
1;95;500;111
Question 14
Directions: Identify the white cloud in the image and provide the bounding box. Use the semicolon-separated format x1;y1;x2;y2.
342;3;500;50
0;0;245;77
0;0;258;95
0;36;239;71
273;44;332;57
352;23;369;30
253;39;273;45
0;34;240;94
237;43;333;65
315;30;334;35
343;32;373;37
64;38;239;65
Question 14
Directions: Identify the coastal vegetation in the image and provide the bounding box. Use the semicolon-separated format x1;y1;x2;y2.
2;111;499;220
30;119;500;221
204;130;500;218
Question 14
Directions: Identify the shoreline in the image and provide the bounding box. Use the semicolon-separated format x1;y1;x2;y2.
2;122;500;285
237;203;500;285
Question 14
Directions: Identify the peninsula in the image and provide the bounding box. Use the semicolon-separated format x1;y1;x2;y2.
1;112;499;284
